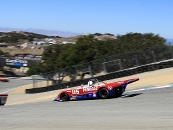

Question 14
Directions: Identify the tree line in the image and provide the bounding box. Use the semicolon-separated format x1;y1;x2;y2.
26;32;168;75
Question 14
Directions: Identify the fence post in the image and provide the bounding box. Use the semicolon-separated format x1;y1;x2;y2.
102;62;107;73
75;67;78;76
134;55;139;66
88;62;93;78
32;75;36;88
151;51;156;62
46;75;49;86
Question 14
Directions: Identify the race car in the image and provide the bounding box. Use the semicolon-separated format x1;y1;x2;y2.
0;94;8;106
0;77;9;82
54;78;139;102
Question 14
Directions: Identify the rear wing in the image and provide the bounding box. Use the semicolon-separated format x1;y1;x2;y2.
125;78;139;84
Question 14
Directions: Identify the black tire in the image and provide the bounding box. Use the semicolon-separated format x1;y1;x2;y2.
99;88;110;99
60;93;69;101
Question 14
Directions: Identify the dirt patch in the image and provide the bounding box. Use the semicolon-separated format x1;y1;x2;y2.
0;71;5;75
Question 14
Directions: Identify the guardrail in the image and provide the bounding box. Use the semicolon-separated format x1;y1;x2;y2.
25;58;173;94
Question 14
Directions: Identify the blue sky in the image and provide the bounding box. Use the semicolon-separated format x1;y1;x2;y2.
0;0;173;38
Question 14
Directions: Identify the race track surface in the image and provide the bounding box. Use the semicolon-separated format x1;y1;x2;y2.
0;78;33;93
0;87;173;130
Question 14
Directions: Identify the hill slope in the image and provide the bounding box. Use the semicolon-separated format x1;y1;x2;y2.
0;32;117;56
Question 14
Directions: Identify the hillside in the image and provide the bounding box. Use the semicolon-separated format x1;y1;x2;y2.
0;31;62;45
0;31;117;56
0;31;116;44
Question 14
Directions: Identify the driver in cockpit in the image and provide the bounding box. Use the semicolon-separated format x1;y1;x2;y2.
88;79;97;87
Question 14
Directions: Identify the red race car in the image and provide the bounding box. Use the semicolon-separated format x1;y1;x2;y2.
54;78;139;102
0;78;9;82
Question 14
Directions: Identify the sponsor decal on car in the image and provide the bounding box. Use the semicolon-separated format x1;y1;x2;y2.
83;86;98;92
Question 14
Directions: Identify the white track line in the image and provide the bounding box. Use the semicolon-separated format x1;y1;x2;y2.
0;85;30;94
126;84;173;93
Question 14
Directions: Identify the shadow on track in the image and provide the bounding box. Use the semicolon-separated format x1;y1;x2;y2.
53;93;143;103
121;93;143;98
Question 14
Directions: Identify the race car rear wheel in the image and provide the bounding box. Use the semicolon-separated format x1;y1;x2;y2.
60;93;69;101
99;88;110;99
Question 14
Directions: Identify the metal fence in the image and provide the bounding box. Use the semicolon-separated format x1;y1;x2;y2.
33;45;173;88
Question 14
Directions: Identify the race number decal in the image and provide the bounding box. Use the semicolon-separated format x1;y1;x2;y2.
72;89;79;94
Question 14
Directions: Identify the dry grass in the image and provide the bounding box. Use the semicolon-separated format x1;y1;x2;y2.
0;71;5;75
0;34;117;56
0;47;44;55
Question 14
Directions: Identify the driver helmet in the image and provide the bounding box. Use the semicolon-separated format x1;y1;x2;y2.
88;79;96;86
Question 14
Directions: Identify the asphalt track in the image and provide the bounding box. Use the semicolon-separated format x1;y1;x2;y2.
0;87;173;130
0;77;33;93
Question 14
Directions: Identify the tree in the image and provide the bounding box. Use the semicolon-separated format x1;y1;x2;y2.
27;33;168;75
41;43;73;70
26;63;42;76
116;33;166;51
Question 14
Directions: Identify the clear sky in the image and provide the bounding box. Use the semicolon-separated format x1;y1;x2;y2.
0;0;173;38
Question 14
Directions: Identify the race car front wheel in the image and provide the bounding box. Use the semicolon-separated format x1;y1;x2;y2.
60;93;69;101
99;88;110;99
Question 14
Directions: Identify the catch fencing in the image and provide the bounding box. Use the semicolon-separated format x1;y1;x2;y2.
32;45;173;88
